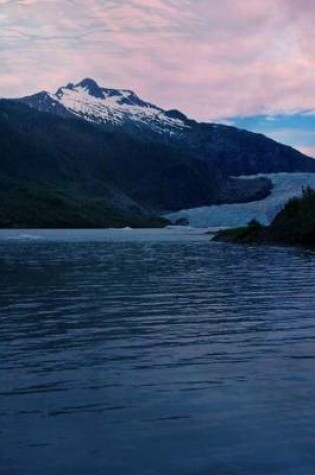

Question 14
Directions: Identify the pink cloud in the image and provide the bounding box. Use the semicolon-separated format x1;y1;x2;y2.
0;0;315;122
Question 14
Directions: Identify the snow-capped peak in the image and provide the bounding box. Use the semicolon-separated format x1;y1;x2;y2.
55;78;157;109
55;79;103;99
48;78;188;134
77;78;103;96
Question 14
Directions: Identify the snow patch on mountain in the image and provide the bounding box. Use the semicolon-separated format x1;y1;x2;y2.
166;173;315;228
48;79;188;133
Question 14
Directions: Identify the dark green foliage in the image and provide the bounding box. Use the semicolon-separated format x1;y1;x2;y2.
0;185;168;228
0;99;216;227
0;99;216;215
215;189;315;247
248;219;262;229
213;224;266;244
270;187;315;245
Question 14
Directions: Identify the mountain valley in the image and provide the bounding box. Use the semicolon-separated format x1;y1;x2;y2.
1;78;315;228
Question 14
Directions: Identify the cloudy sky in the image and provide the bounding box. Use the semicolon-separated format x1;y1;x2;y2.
1;0;315;154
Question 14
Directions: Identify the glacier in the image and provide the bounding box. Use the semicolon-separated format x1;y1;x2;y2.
166;173;315;228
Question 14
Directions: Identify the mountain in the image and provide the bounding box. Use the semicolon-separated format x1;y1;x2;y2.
229;112;315;160
19;78;315;178
0;99;215;227
1;78;315;228
18;78;189;139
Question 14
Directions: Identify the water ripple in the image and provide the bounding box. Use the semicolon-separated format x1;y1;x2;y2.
0;230;315;475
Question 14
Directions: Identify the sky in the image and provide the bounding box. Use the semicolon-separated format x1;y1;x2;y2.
1;0;315;155
230;113;315;159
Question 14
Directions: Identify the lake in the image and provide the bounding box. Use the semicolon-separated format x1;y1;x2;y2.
0;229;314;475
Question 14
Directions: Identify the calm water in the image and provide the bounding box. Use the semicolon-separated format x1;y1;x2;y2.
0;229;315;475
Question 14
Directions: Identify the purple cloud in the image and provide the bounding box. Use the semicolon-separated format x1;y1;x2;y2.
0;0;315;122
